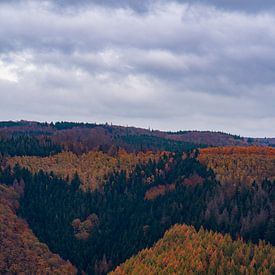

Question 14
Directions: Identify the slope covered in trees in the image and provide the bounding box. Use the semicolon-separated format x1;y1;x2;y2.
1;151;274;274
111;224;275;275
0;121;201;153
0;136;62;157
199;146;275;185
8;149;163;190
1;122;275;274
114;134;206;152
1;120;271;151
166;130;248;147
0;153;218;273
0;184;77;274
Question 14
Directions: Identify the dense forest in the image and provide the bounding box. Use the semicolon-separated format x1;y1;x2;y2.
1;150;275;273
8;150;163;190
0;136;62;157
0;184;76;274
0;120;273;152
0;121;275;274
199;146;275;185
112;224;275;274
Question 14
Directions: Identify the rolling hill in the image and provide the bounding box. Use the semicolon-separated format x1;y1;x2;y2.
111;224;275;274
0;121;275;274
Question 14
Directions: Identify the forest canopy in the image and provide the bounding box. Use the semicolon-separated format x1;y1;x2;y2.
0;122;275;274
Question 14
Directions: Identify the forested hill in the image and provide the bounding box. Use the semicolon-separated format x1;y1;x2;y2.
0;121;275;274
0;120;272;155
112;224;275;274
1;149;275;274
0;184;77;274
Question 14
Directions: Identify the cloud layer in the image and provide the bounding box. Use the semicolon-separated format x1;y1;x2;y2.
0;0;275;137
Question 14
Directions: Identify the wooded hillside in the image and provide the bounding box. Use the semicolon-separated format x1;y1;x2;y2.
199;146;275;185
111;224;275;275
0;184;77;274
1;122;275;274
8;149;163;190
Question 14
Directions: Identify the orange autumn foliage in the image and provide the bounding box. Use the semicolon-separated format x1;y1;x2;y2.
200;146;275;155
8;149;163;191
0;184;77;274
144;183;176;200
111;224;275;275
199;146;275;185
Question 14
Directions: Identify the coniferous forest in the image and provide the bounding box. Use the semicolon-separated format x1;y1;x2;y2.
0;121;275;274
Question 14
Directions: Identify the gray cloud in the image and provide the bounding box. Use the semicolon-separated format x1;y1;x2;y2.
0;1;275;137
1;0;275;13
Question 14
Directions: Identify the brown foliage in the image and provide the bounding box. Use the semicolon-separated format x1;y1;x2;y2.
165;131;249;147
0;121;264;151
52;127;112;154
72;213;99;240
0;184;77;274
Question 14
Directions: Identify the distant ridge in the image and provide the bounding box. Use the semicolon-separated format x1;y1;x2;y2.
0;120;274;151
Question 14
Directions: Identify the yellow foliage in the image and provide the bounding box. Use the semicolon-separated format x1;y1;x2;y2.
8;149;163;191
199;146;275;185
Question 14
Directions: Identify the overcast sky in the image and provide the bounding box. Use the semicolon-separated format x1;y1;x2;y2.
0;0;275;137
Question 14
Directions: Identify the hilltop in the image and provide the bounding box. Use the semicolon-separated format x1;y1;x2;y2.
0;121;274;156
111;224;275;274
